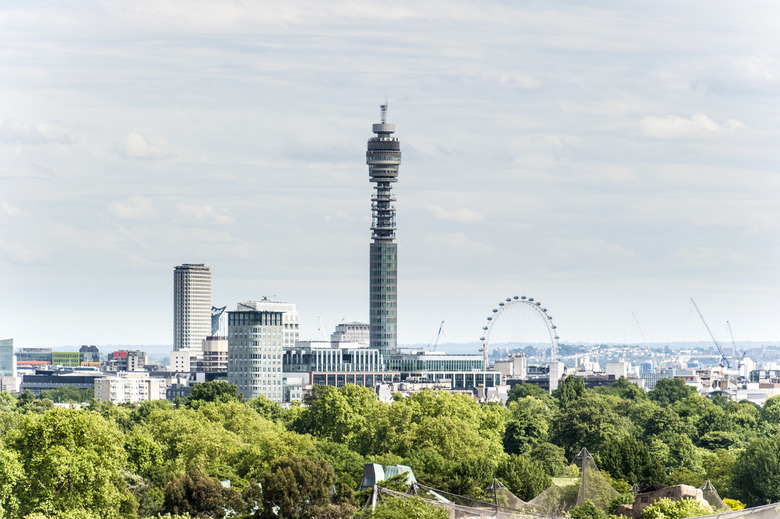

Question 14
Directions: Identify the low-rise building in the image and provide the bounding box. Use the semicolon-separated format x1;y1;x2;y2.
94;372;166;404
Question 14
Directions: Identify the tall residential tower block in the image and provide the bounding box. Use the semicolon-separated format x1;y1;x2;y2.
367;104;401;355
173;264;212;351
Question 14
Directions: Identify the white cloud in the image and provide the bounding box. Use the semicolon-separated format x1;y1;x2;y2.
551;238;636;262
109;196;158;220
0;119;71;145
1;201;27;217
176;204;234;225
640;114;746;140
426;205;485;223
116;131;175;159
675;247;744;268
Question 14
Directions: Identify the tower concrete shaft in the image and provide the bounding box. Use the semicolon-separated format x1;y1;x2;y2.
367;104;401;354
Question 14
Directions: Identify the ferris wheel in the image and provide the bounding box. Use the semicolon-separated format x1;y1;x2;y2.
480;295;559;363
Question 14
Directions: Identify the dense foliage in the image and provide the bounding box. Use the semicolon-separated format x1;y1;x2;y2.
0;379;778;518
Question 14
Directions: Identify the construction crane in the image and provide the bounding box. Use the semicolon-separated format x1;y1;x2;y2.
690;298;730;369
428;321;445;352
727;321;747;370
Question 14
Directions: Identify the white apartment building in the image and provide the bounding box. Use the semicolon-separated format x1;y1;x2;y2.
228;300;299;401
94;372;167;404
173;264;212;352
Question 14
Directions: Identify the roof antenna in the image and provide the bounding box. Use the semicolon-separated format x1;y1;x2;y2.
380;99;388;124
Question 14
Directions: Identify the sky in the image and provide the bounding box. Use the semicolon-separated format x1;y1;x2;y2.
1;1;779;350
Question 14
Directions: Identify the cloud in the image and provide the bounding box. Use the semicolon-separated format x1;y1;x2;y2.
1;201;27;217
498;74;542;90
675;246;744;268
109;196;158;220
176;204;234;225
640;114;746;140
116;131;175;159
426;205;485;223
550;238;636;262
0;119;71;145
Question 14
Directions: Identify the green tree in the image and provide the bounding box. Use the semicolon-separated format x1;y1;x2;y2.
596;434;664;485
362;496;448;519
503;396;552;454
551;394;635;458
761;395;780;424
9;408;134;518
260;455;337;519
529;442;567;477
39;385;93;403
184;381;243;407
495;454;551;501
0;445;23;518
648;378;697;407
163;461;242;518
552;375;585;408
506;383;554;407
640;497;712;519
569;499;607;519
731;433;780;506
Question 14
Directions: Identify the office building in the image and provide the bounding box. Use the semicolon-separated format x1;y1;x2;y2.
15;348;52;367
331;322;370;347
227;300;298;401
52;352;80;367
198;336;228;372
173;263;212;351
367;104;401;355
0;339;14;377
79;345;101;366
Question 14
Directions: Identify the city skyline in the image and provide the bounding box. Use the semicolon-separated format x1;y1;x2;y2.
1;1;779;347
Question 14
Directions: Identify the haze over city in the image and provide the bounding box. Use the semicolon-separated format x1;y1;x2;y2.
2;1;778;348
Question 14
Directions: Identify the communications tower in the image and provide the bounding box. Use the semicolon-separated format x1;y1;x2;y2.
367;104;401;354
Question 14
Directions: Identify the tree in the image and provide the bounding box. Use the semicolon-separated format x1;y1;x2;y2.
183;381;243;407
648;378;697;407
362;496;448;519
503;397;552;454
552;375;585;408
596;434;664;485
39;385;93;403
551;394;635;458
163;461;241;518
731;433;780;506
529;442;567;477
506;383;554;407
569;499;607;519
260;455;337;519
0;446;23;518
640;497;712;519
495;454;551;501
8;408;135;518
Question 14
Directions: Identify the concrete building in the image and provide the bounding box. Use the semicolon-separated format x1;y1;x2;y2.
173;263;212;352
606;361;629;380
384;351;501;390
367;104;401;355
227;300;295;401
197;336;228;372
493;353;527;380
94;372;167;404
105;350;147;372
331;322;370;347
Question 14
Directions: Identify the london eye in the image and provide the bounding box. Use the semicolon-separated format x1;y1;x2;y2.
480;295;559;363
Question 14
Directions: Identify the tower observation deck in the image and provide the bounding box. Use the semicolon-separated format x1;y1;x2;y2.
367;104;401;355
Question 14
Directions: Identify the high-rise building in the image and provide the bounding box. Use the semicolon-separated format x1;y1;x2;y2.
227;300;299;401
367;104;401;355
173;264;212;351
0;339;15;377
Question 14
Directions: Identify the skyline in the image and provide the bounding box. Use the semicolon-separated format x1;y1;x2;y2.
1;1;779;348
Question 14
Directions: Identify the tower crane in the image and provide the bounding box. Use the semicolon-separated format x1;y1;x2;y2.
727;321;747;370
690;298;730;369
428;321;445;352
